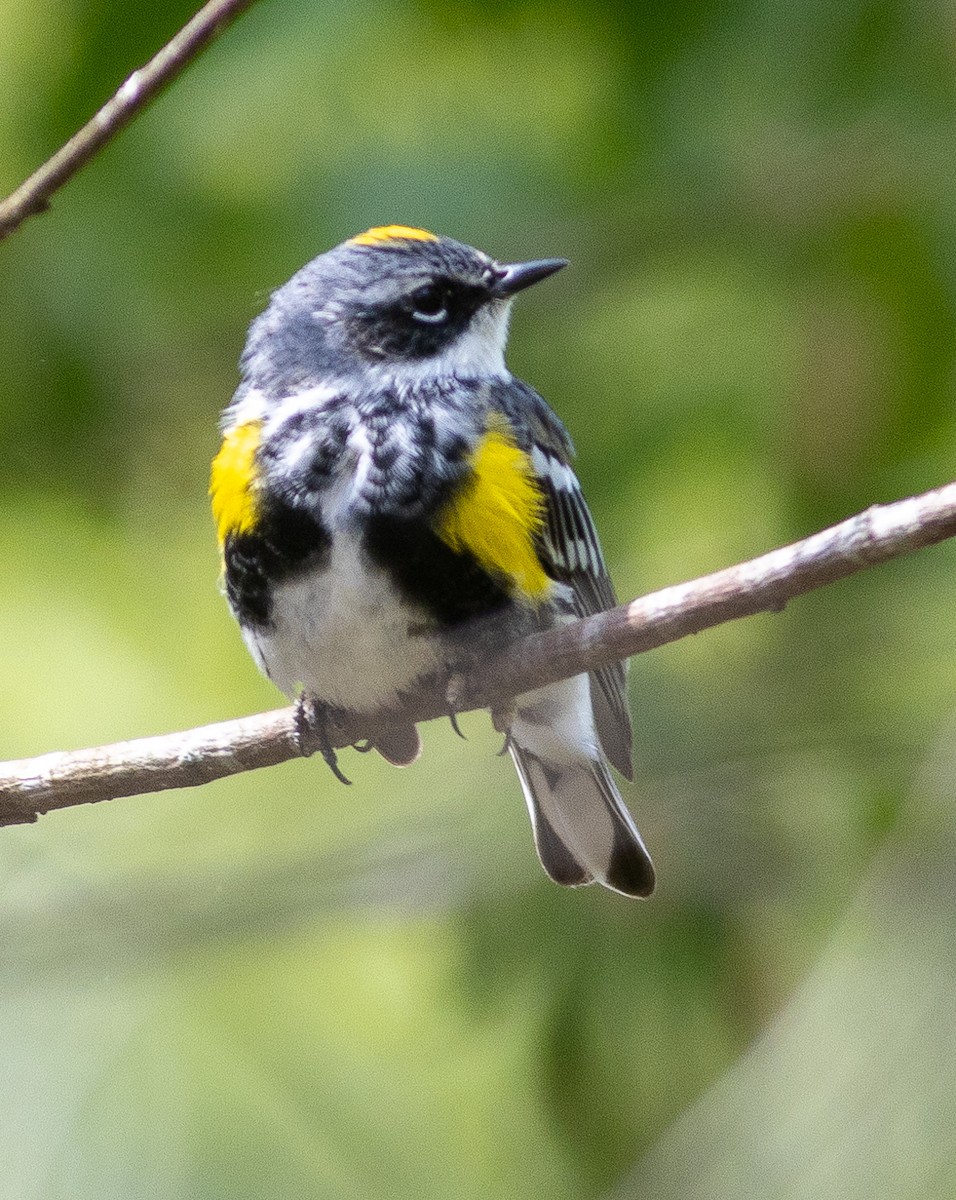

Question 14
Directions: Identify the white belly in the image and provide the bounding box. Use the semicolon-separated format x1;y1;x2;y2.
244;531;444;711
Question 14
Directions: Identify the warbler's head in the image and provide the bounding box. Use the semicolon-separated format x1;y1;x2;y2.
239;226;567;395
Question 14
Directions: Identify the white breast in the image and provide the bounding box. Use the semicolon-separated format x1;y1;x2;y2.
244;527;443;712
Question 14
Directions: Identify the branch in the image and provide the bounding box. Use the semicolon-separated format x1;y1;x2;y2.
2;480;956;825
0;0;259;241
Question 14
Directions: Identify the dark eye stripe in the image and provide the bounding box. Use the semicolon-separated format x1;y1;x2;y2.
349;277;489;359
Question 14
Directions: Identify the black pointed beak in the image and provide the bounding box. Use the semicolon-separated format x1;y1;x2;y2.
489;257;568;299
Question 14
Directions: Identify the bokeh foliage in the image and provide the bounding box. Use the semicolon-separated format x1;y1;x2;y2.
2;0;956;1196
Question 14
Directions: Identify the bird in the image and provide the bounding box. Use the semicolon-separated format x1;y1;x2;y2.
210;225;655;898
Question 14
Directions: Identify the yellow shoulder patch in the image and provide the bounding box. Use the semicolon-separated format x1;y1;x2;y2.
350;225;438;247
437;424;550;603
209;421;262;546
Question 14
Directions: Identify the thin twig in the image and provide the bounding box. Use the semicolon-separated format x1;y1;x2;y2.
0;0;259;241
2;480;955;825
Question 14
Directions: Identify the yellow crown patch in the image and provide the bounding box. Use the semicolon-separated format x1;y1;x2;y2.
350;225;438;247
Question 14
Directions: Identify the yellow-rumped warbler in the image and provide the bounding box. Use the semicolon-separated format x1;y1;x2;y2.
210;225;654;898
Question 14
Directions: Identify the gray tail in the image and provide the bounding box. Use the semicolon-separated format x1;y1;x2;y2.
372;723;422;767
509;745;655;898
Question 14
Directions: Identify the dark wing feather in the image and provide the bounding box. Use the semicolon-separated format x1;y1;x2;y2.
513;392;633;780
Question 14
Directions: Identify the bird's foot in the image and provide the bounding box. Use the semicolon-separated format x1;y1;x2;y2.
295;694;352;786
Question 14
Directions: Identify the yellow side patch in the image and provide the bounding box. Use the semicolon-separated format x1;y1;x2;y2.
209;421;262;546
437;426;550;603
350;225;438;247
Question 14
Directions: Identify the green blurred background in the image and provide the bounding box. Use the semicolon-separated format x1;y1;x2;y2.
3;0;956;1196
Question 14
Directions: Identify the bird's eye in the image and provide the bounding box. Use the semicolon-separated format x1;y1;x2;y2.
409;283;449;323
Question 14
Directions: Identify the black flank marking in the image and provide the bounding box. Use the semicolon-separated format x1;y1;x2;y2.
224;496;331;628
364;513;509;627
223;535;272;627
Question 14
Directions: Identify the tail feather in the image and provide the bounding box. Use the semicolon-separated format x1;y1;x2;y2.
372;723;422;767
509;743;655;899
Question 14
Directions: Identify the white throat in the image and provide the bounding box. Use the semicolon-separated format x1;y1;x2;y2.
361;298;512;389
